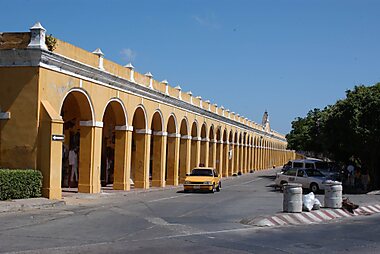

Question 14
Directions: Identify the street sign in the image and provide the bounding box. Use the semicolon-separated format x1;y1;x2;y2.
52;134;65;142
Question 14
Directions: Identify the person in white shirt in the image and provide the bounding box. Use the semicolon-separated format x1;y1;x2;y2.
69;148;78;187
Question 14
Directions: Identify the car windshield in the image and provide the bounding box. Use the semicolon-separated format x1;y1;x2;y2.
305;169;324;177
190;169;213;176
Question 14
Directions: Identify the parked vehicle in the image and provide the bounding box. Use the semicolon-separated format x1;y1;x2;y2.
184;167;222;193
282;159;341;180
275;168;327;192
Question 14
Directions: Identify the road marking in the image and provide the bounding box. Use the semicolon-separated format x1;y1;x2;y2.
148;194;190;203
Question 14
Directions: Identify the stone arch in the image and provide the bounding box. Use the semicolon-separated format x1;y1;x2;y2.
179;117;190;183
222;128;228;177
150;110;165;187
190;121;199;169
166;114;179;186
208;125;215;168
166;113;178;134
60;89;97;193
100;98;128;190
131;106;149;189
199;123;208;166
228;130;234;176
61;88;95;123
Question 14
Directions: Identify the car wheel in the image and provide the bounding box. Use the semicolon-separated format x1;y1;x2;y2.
216;183;221;192
310;183;319;193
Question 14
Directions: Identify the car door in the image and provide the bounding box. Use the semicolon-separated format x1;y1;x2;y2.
296;169;308;188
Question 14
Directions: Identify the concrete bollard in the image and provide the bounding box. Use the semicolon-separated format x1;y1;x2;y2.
283;183;303;213
324;181;342;208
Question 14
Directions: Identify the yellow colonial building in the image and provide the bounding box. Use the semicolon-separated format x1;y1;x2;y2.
0;23;296;199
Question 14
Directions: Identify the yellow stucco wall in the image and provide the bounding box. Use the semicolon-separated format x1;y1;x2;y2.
0;67;39;169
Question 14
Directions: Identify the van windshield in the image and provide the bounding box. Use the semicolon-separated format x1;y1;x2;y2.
293;162;303;168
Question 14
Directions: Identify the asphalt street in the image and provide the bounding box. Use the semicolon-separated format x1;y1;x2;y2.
1;169;380;253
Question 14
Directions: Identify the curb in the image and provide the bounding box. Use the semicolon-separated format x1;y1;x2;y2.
0;198;66;213
243;204;380;227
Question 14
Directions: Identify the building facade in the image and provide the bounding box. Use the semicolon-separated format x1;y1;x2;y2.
0;23;296;199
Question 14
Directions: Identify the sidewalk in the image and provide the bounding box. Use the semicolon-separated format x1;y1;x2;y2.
0;198;65;213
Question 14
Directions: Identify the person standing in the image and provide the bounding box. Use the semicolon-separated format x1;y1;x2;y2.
347;163;355;187
69;147;78;187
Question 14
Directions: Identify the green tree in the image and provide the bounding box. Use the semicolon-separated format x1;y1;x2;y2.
287;83;380;188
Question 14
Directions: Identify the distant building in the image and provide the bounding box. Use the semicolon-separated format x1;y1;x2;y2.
0;23;295;199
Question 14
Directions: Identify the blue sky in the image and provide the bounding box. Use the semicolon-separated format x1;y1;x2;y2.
2;0;380;134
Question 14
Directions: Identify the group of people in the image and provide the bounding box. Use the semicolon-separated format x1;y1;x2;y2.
344;163;370;192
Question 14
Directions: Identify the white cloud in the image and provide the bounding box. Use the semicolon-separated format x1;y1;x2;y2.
120;48;137;62
192;13;221;29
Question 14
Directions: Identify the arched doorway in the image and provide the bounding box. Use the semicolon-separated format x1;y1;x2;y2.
166;115;178;186
60;90;95;193
208;125;215;168
131;106;149;189
179;118;189;183
222;129;228;177
199;123;207;166
228;130;234;176
150;111;165;187
100;100;127;189
190;122;199;170
215;127;222;174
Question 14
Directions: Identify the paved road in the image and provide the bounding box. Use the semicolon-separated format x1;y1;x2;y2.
1;169;380;253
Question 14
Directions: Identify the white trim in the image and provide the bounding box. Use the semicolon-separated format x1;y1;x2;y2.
153;131;168;136
210;139;216;143
168;133;181;138
193;137;202;141
217;140;224;144
135;129;152;135
102;98;128;125
17;51;287;143
181;135;192;140
201;138;210;142
60;88;96;125
0;112;11;120
80;120;103;127
115;125;133;131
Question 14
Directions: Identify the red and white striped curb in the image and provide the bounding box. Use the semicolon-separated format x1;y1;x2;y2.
249;204;380;227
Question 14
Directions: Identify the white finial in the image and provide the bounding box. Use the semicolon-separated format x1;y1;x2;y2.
92;48;104;70
174;85;182;91
162;80;169;95
124;63;134;69
145;72;153;78
145;72;153;89
92;48;104;57
28;22;47;50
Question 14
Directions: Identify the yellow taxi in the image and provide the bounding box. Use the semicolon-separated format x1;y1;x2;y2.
183;167;222;193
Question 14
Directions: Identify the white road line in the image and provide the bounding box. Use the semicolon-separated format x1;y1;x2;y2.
148;194;190;203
